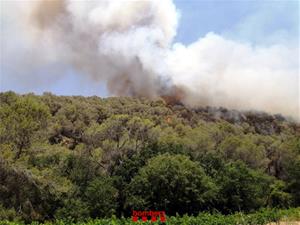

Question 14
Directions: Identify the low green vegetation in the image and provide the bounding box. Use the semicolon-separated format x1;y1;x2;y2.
0;208;299;225
0;91;299;223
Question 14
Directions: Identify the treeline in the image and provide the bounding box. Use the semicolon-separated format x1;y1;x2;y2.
0;91;299;222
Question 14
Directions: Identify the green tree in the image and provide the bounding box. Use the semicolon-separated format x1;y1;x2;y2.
85;177;118;218
267;180;292;208
62;148;101;188
0;158;55;221
218;134;267;169
286;155;300;205
55;198;90;221
216;161;271;213
125;153;217;215
0;96;50;159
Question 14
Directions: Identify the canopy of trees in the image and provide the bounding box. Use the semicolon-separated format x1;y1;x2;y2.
0;91;299;222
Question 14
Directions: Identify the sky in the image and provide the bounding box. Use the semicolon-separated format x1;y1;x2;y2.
0;0;299;97
174;0;299;46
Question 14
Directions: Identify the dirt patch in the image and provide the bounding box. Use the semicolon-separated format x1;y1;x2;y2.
268;222;300;225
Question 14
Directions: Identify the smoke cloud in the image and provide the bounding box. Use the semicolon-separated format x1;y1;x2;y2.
1;0;299;120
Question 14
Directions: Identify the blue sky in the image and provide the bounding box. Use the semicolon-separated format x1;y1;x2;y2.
174;0;299;45
0;0;299;96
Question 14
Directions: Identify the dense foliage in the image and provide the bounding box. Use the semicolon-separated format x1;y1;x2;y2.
0;91;299;223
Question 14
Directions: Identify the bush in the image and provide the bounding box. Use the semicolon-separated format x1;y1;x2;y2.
0;207;299;225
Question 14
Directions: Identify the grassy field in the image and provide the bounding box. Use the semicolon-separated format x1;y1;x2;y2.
1;208;299;225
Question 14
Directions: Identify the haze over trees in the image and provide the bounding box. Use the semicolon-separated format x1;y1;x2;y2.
0;91;299;222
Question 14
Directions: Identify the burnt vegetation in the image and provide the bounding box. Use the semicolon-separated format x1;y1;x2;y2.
0;91;299;222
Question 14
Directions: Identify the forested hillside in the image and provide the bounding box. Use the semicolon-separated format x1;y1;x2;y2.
0;91;299;222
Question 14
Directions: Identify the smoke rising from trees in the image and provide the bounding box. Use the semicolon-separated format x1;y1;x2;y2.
1;0;299;120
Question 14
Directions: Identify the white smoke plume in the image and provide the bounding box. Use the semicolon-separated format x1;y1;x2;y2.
0;0;299;120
